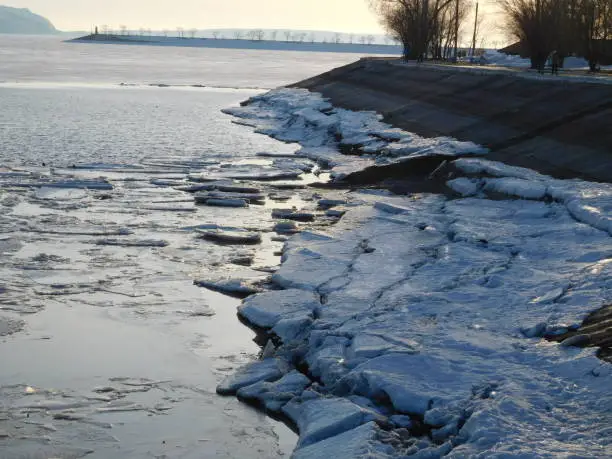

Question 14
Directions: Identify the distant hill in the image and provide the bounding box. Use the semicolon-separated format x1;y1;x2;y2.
0;5;58;35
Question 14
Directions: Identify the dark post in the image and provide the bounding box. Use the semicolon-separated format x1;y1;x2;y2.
471;1;479;58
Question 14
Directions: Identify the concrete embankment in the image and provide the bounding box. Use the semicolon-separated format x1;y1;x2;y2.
294;59;612;183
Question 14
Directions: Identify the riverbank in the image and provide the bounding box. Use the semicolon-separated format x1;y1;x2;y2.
294;58;612;183
216;83;612;458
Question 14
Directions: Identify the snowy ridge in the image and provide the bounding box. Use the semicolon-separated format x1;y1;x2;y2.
452;158;612;237
222;88;487;179
219;92;612;457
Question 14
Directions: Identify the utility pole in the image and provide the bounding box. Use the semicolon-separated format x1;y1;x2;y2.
422;0;429;60
454;0;460;61
471;1;479;58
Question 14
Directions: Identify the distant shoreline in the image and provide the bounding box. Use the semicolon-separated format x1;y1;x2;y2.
68;34;403;55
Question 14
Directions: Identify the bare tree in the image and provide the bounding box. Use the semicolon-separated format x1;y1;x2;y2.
120;25;127;36
577;0;612;70
370;0;467;60
333;32;343;43
309;32;317;43
284;30;293;42
176;27;184;38
367;34;376;44
348;33;355;43
233;30;244;40
495;0;611;70
212;31;220;39
189;28;197;39
270;30;278;41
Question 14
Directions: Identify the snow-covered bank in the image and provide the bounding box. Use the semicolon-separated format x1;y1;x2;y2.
219;89;612;457
222;88;487;180
482;49;612;72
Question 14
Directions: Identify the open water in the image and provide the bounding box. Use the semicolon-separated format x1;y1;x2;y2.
0;34;364;458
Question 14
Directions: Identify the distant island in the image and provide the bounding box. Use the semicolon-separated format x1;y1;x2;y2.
0;5;58;34
70;32;402;55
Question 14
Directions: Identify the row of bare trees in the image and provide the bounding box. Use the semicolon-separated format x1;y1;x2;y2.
95;26;391;46
225;30;382;45
500;0;612;70
371;0;612;69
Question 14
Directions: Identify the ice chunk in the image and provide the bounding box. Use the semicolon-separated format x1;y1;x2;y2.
95;238;169;247
283;397;381;448
238;289;319;329
236;370;311;412
484;177;548;200
197;229;262;244
273;221;300;234
194;191;265;203
199;198;249;208
374;202;411;215
44;179;113;190
217;358;290;395
271;209;315;222
447;177;481;196
194;278;263;297
272;246;350;291
291;422;393;459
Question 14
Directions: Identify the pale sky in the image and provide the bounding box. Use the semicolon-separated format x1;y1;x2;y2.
4;0;386;33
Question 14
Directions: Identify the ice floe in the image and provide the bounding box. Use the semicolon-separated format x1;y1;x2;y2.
199;197;249;208
217;158;612;457
271;209;315;222
194;277;263;297
196;228;262;245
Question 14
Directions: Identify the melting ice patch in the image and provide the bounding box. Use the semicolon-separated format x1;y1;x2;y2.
223;88;487;179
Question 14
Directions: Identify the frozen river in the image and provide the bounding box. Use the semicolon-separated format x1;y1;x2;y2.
2;35;611;459
0;35;367;458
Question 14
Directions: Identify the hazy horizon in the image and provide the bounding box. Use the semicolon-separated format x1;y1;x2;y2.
2;0;384;33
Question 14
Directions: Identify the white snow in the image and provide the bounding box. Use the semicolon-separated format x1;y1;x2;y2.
483;49;612;72
454;158;612;236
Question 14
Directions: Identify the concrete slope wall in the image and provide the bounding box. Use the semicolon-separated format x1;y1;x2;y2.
294;59;612;182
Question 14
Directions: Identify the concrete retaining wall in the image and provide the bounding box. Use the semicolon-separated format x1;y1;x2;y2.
294;59;612;182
